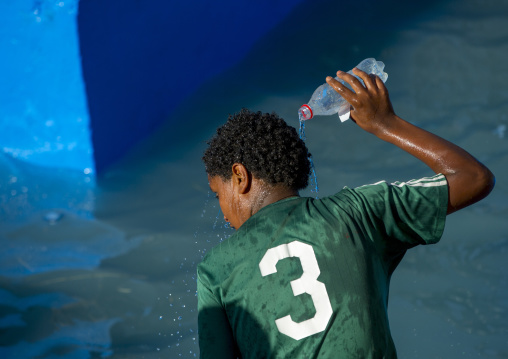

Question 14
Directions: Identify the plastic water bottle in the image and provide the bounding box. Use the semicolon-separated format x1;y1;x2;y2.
298;58;388;122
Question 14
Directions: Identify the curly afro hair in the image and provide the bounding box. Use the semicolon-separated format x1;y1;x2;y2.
203;109;311;191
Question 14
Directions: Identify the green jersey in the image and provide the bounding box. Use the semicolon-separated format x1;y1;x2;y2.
197;174;448;358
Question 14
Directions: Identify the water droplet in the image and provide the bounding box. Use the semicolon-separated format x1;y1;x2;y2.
44;211;63;225
493;124;506;138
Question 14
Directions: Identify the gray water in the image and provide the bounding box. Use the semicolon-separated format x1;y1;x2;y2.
1;0;508;357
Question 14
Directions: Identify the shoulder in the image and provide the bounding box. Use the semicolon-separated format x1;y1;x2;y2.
321;174;448;230
199;233;238;269
342;174;448;205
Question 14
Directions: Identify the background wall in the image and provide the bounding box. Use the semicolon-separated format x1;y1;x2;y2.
78;0;306;172
0;0;307;175
0;0;92;172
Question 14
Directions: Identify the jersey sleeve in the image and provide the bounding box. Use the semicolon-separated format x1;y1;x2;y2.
343;173;449;248
197;266;240;359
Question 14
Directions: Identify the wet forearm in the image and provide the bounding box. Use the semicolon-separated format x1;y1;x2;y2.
372;114;495;213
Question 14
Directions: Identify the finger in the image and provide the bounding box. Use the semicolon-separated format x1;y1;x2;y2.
374;75;387;93
351;68;377;92
336;70;365;94
326;74;356;103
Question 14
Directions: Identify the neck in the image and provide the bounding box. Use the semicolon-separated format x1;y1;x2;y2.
249;181;299;216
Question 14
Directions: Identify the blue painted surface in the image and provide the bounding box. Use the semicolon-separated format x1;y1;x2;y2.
0;0;305;173
0;0;94;173
78;0;306;171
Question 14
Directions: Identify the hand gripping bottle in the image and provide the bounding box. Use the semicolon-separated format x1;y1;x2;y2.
298;58;388;122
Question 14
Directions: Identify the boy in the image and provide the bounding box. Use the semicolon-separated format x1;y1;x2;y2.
197;68;494;358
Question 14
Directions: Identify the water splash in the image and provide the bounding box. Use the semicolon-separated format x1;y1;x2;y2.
299;116;319;198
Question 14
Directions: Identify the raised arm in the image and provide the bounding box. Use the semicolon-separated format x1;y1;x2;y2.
326;68;495;214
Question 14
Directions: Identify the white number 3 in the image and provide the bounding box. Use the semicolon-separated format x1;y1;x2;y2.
259;241;333;340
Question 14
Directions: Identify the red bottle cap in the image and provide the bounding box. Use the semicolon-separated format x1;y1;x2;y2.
299;104;313;120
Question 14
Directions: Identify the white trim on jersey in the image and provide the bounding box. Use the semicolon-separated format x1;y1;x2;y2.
358;174;448;189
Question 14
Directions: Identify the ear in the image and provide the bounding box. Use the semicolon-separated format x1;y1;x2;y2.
231;163;251;194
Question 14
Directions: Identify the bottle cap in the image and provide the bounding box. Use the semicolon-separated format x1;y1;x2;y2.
298;104;313;120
